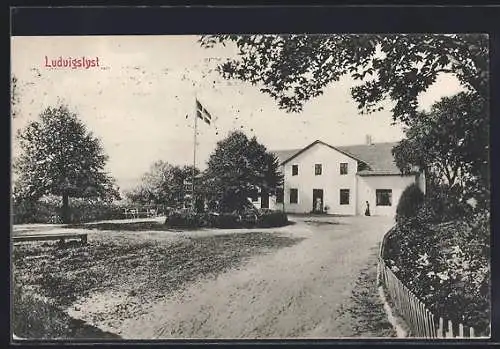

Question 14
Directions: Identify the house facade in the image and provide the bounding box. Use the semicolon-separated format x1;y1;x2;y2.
254;139;425;217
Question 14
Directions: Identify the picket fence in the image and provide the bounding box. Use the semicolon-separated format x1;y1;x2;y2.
378;228;479;339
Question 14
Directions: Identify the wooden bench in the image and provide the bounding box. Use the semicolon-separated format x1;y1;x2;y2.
12;232;88;245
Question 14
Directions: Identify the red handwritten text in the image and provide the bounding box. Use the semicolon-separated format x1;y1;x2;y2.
44;56;100;69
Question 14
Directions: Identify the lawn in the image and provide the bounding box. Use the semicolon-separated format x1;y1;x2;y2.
12;230;304;339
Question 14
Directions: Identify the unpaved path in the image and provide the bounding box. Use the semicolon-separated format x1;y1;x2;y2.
111;215;395;339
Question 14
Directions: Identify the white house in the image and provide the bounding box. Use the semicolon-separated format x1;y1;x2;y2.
252;138;425;217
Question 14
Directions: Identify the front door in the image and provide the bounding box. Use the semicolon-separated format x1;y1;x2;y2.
312;189;324;213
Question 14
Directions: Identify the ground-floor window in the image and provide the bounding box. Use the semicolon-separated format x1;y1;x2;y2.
376;189;392;206
339;189;350;205
290;188;298;204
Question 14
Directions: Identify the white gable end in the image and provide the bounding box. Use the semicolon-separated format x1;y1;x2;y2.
283;142;359;215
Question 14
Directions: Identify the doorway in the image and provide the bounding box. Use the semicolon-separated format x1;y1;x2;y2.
312;189;324;213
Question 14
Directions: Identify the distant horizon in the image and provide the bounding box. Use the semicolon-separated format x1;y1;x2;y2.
11;35;465;193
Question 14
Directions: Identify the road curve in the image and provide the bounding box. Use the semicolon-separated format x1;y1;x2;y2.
118;215;395;339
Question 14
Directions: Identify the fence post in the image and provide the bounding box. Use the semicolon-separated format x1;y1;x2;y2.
415;295;423;337
429;311;436;338
421;302;429;337
459;323;464;338
470;327;475;338
438;317;444;338
419;301;427;337
410;291;419;336
427;311;432;338
425;308;436;338
447;319;454;338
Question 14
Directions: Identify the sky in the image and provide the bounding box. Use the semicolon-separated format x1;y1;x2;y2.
11;35;465;193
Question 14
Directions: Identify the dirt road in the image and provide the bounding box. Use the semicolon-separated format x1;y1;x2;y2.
112;215;396;339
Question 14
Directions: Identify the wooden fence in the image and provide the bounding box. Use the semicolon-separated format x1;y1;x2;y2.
123;207;160;219
378;227;479;339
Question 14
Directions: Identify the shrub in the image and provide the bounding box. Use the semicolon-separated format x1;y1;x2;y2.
415;184;475;224
396;183;424;222
165;211;202;228
163;209;289;229
12;197;127;224
257;210;288;228
214;213;241;228
68;201;124;223
12;199;59;224
384;214;491;336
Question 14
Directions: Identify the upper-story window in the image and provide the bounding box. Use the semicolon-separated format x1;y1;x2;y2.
315;164;322;175
340;162;348;175
292;164;299;176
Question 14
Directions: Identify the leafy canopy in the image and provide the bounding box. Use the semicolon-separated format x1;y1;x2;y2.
205;131;283;212
13;104;120;203
125;161;199;207
200;34;488;124
392;92;489;203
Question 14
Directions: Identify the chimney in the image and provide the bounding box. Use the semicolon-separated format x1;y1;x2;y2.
365;134;373;145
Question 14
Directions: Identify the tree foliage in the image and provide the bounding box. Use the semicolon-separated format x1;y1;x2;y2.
13;104;120;222
204;131;283;212
392;92;489;204
200;34;488;124
396;183;425;221
125;161;199;208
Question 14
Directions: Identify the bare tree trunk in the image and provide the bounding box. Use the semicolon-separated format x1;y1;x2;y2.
62;193;70;224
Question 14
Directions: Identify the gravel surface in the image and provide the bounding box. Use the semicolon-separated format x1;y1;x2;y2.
12;215;396;339
124;215;395;339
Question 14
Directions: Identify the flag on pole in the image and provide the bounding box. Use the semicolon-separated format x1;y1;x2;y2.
196;99;213;125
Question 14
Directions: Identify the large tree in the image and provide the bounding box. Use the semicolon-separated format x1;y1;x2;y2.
392;92;489;205
204;131;283;212
200;34;487;124
13;104;120;223
125;161;199;208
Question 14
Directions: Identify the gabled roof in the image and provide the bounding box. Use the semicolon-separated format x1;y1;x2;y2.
272;149;302;165
272;140;405;176
337;142;401;175
272;140;366;166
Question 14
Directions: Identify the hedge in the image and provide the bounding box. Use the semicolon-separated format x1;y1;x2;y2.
12;199;126;224
164;209;288;229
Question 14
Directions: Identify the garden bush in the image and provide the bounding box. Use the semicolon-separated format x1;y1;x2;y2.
165;210;204;228
256;210;288;228
214;212;241;228
12;196;127;224
415;184;474;224
396;183;424;222
383;212;490;336
164;209;288;229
